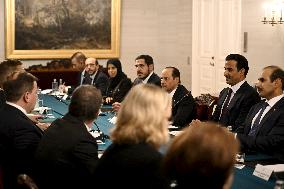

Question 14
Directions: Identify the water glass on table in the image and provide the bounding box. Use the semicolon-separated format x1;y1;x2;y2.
235;152;245;167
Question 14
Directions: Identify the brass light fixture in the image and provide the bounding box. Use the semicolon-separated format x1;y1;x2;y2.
262;1;284;26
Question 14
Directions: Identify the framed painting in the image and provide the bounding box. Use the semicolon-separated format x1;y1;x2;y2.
5;0;121;59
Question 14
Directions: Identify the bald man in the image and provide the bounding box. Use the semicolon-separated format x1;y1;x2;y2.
79;57;108;96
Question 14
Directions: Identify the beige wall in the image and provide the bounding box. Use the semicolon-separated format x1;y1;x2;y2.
1;0;283;94
241;0;284;84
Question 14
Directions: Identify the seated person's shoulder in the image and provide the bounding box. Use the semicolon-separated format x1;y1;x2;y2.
123;77;132;84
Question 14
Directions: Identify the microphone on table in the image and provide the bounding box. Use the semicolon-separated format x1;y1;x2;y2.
53;95;69;106
93;122;109;142
42;107;64;118
51;109;64;117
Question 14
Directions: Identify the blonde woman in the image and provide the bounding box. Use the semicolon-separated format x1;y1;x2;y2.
94;84;171;189
163;122;239;189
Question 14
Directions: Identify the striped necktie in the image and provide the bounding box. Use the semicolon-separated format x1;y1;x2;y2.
219;88;233;121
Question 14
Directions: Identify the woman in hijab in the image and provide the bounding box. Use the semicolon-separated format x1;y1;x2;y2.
104;59;132;104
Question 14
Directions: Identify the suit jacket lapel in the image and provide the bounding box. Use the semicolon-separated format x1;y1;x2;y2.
7;104;44;136
92;72;99;85
19;111;44;136
148;74;153;83
172;86;179;108
219;88;229;107
227;91;240;111
244;103;262;134
255;97;284;135
227;82;248;111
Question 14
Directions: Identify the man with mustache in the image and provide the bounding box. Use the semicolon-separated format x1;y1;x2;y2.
236;66;284;160
80;57;108;96
113;55;160;112
212;54;260;131
161;67;196;128
132;55;161;86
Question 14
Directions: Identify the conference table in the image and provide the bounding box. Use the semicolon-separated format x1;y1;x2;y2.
40;94;278;189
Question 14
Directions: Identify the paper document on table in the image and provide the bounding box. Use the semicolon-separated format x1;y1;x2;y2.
98;153;103;158
263;164;284;172
168;125;178;129
89;131;100;138
41;89;52;94
108;116;117;124
253;164;273;181
169;131;183;136
234;164;245;169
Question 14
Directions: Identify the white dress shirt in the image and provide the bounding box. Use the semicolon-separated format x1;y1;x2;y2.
142;71;154;84
251;94;284;129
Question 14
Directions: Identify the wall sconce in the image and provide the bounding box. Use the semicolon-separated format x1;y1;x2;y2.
262;1;284;26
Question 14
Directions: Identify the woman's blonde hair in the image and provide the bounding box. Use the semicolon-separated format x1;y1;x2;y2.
111;84;171;148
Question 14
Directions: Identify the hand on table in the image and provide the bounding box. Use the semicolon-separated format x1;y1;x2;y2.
36;122;51;131
105;97;113;104
189;119;202;127
27;114;43;123
112;102;121;112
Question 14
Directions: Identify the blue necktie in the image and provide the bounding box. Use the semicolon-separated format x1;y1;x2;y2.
248;102;269;136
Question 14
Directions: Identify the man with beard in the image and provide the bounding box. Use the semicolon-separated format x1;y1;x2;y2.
212;54;260;131
80;57;108;96
112;54;160;112
132;55;161;86
236;66;284;160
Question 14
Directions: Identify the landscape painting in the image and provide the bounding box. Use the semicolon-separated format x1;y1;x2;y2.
5;0;121;59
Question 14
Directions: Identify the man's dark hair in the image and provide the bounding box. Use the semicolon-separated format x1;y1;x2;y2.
0;59;22;67
135;55;154;66
71;52;86;63
264;66;284;90
166;66;181;83
69;85;102;121
3;72;38;102
0;59;23;87
225;54;249;76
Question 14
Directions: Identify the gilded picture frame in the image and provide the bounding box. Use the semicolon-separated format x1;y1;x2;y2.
5;0;121;59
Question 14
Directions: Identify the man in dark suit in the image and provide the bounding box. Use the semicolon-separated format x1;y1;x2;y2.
66;54;108;96
70;51;86;71
112;54;161;112
133;54;161;86
35;85;102;189
212;54;260;131
0;59;24;109
63;52;86;94
0;72;43;189
236;66;284;160
161;67;196;128
80;57;108;96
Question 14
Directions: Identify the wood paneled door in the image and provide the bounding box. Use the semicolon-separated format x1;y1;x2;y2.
191;0;242;96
